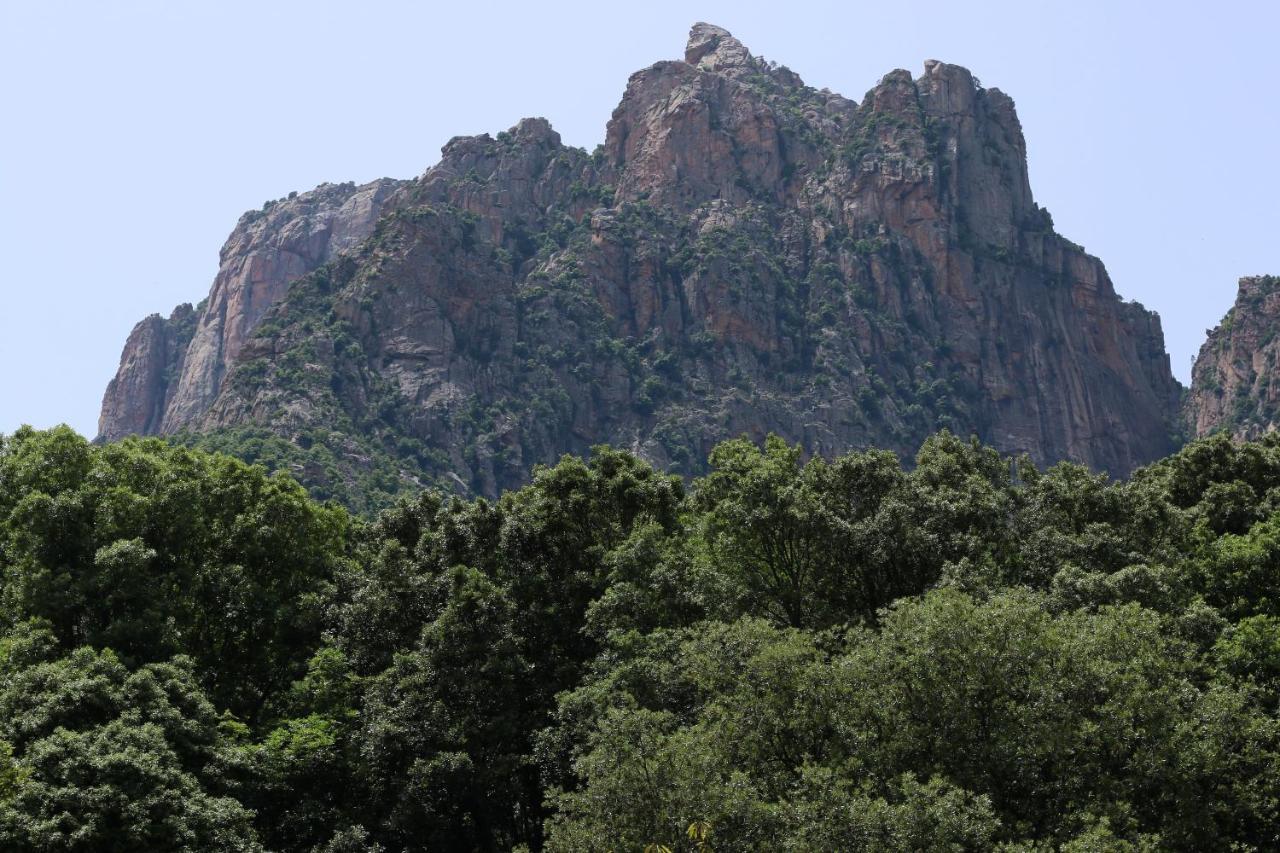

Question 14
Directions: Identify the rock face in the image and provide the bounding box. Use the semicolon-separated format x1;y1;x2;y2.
98;179;403;441
98;304;197;439
1187;276;1280;439
100;23;1184;502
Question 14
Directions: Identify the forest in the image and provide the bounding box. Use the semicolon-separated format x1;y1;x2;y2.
1;425;1279;850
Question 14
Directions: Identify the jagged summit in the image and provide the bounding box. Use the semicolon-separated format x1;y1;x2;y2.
684;22;755;72
439;116;561;164
99;24;1182;505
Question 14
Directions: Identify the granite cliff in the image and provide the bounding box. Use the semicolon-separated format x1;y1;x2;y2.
99;179;403;441
1187;276;1280;439
100;24;1184;506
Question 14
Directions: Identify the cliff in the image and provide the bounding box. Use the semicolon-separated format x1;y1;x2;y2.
98;178;403;441
100;23;1184;504
1187;276;1280;439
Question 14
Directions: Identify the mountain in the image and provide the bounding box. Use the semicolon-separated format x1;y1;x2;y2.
99;179;403;440
98;23;1184;506
1186;275;1280;439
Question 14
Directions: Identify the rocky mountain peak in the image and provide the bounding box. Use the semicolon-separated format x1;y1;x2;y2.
1239;274;1277;301
437;116;562;166
919;59;978;109
1187;275;1280;439
98;177;404;442
684;22;754;72
99;24;1185;505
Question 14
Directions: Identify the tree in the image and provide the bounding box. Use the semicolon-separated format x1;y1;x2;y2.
0;427;350;720
692;435;936;627
0;642;261;851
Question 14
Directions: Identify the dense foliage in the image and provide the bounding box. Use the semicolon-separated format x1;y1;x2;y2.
2;425;1280;850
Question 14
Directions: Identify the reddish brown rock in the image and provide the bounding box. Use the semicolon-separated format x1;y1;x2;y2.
97;304;195;441
100;24;1186;499
98;179;404;441
1187;276;1280;438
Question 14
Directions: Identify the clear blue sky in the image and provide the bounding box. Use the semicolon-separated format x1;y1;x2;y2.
2;0;1277;437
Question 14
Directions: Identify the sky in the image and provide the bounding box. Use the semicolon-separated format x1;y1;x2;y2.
2;0;1277;437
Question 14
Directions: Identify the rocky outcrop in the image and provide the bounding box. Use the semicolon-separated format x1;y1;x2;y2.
1187;276;1280;439
100;23;1185;502
98;178;404;441
97;304;196;441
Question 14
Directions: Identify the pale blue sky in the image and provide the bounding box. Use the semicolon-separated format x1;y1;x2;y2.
2;0;1276;437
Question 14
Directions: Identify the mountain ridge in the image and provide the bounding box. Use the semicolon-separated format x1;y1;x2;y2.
99;23;1188;506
